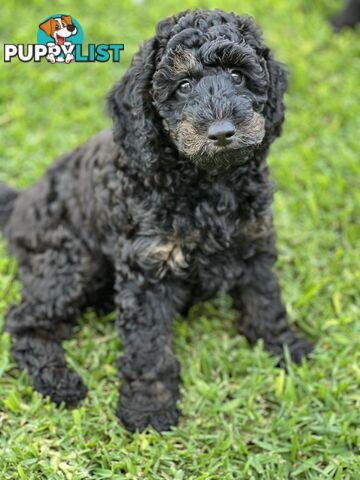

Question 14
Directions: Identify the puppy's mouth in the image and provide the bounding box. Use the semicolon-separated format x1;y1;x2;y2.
55;29;76;44
56;35;65;45
192;144;258;169
175;114;265;169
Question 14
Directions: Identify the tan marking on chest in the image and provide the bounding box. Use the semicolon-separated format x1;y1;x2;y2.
144;231;200;272
149;240;187;269
242;212;273;239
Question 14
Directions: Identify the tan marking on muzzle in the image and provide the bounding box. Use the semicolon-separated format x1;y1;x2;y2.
239;112;266;141
175;120;205;157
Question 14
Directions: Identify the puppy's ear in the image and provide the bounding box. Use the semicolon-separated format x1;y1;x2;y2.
61;15;73;26
107;36;162;168
39;18;56;37
235;16;288;144
262;49;288;144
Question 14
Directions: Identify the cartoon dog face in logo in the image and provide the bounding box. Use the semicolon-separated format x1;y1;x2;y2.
39;15;77;46
39;15;77;63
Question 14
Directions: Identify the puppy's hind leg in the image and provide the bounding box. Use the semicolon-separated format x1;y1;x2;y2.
5;230;99;405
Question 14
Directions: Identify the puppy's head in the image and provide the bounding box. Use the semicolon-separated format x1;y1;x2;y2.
108;10;287;170
39;15;77;44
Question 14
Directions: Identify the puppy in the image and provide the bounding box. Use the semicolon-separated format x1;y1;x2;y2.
1;9;313;432
39;15;77;63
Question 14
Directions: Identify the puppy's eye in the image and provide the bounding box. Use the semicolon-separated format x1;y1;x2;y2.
62;22;67;27
231;71;245;86
178;80;192;94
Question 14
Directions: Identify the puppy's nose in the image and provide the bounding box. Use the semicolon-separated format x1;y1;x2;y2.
67;25;76;32
208;121;236;145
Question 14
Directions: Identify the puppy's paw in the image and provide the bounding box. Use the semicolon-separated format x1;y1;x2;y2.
33;366;88;406
116;402;180;433
275;337;314;368
288;338;314;364
117;381;180;432
65;53;75;64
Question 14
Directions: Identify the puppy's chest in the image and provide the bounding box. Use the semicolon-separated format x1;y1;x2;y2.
136;190;271;279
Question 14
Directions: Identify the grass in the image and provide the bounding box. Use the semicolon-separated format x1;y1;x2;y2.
0;0;359;478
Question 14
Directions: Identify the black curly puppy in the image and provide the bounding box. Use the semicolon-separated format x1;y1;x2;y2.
0;9;313;432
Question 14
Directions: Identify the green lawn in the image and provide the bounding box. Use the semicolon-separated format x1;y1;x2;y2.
0;0;359;478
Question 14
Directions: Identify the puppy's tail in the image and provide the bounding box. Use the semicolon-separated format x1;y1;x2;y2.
0;182;18;231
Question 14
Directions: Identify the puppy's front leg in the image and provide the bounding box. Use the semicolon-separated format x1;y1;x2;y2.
64;42;75;63
230;254;313;366
115;273;186;432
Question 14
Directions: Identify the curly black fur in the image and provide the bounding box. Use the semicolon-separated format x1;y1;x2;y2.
1;9;313;432
331;0;360;30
